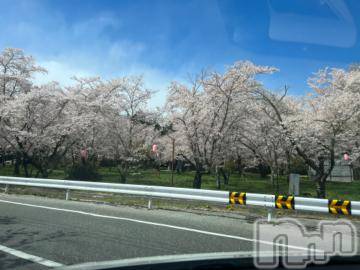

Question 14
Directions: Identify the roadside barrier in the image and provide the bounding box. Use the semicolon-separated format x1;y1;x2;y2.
0;176;358;219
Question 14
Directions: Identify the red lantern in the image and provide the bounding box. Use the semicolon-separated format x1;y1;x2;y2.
80;149;88;160
152;144;158;153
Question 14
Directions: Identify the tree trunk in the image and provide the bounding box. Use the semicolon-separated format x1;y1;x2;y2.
315;175;327;198
37;165;49;178
118;161;128;183
215;166;221;189
41;170;49;178
71;149;76;167
216;175;221;189
219;167;229;185
276;167;280;194
314;156;327;198
14;153;21;176
1;150;5;167
225;171;230;185
193;170;202;189
285;150;291;184
270;168;274;186
30;160;48;178
259;162;268;178
23;158;29;177
236;156;243;175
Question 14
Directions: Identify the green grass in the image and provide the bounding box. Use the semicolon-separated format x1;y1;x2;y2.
1;165;359;201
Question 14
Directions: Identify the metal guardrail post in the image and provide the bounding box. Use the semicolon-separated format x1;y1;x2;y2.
65;189;70;200
267;208;273;222
4;184;9;194
148;196;152;210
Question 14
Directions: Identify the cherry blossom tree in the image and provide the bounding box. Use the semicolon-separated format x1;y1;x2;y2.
64;76;119;166
166;61;277;188
0;48;46;99
2;46;360;198
0;48;47;174
0;50;157;180
0;82;91;177
236;105;290;188
98;76;155;183
255;68;360;198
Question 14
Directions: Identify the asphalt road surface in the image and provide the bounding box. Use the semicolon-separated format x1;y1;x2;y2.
0;194;359;270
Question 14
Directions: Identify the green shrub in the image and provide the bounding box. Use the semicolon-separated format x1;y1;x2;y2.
99;158;117;167
66;163;100;181
291;157;308;175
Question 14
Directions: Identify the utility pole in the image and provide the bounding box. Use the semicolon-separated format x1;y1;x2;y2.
171;137;175;186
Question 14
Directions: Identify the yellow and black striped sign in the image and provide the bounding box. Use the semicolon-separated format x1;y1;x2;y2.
328;200;351;215
275;195;295;209
229;192;246;205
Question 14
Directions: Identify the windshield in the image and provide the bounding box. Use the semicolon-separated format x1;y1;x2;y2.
0;0;360;269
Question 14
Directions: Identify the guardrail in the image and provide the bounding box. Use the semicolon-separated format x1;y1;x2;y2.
0;176;359;220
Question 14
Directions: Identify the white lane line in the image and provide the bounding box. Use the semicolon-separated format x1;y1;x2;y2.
0;243;63;267
0;198;313;252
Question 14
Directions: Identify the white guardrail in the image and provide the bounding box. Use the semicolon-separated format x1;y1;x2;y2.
0;176;359;218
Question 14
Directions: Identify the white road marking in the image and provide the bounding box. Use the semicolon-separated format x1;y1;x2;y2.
0;243;63;267
0;198;316;253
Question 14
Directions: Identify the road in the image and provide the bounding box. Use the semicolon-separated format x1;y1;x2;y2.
0;194;359;269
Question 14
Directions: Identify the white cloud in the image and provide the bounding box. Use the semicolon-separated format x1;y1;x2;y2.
108;41;145;63
2;9;187;108
72;12;122;38
34;60;94;86
33;52;180;108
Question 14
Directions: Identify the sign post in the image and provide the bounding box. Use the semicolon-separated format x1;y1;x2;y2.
289;173;300;196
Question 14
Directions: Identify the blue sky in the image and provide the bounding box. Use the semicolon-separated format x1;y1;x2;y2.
1;0;360;106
